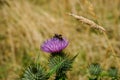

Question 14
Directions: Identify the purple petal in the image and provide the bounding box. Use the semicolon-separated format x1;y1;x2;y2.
41;35;68;53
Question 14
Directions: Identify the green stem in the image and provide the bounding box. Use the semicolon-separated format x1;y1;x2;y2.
55;72;67;80
89;76;100;80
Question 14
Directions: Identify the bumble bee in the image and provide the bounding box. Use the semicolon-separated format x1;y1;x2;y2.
53;34;63;40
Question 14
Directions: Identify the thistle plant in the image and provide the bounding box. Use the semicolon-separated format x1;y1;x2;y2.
41;34;78;80
108;67;119;80
20;34;78;80
87;63;120;80
21;63;49;80
88;63;102;80
20;34;120;80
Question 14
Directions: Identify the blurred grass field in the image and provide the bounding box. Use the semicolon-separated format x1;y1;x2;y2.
0;0;120;80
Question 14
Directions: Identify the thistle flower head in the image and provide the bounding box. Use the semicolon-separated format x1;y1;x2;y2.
41;34;68;53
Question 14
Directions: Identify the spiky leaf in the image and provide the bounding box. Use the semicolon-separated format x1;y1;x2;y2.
49;52;78;80
20;63;48;80
88;63;102;76
108;67;118;80
49;52;78;73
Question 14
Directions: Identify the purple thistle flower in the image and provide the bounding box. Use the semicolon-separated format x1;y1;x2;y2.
41;34;68;53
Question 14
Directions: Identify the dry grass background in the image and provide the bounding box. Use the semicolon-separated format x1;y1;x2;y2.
0;0;120;80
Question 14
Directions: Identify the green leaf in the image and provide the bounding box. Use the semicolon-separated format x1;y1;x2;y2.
20;63;48;80
108;67;118;79
88;63;102;76
49;52;79;80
